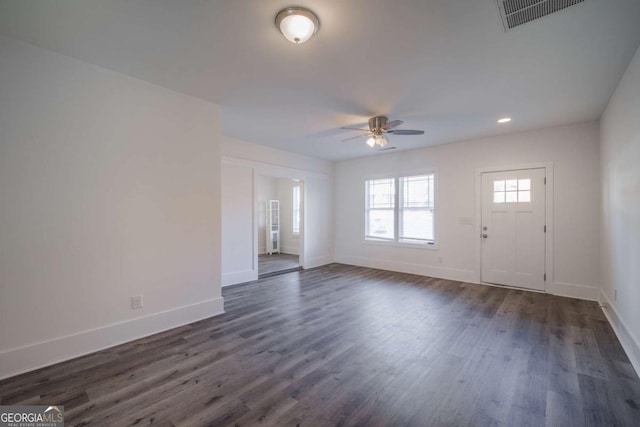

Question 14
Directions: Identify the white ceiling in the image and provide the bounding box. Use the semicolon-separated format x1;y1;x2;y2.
1;0;639;160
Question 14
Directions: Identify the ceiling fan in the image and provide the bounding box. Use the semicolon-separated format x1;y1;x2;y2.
341;116;425;148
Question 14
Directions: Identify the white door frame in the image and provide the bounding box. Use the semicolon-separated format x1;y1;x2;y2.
222;156;321;284
474;162;554;291
254;174;305;270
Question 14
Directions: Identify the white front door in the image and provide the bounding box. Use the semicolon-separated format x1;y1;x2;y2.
481;168;546;291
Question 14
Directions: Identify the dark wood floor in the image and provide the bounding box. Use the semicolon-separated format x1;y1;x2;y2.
258;253;299;276
1;264;639;426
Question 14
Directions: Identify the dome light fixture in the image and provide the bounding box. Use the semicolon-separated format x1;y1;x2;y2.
497;117;512;124
275;7;320;44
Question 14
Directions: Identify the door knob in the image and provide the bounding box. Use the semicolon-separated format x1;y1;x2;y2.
482;234;488;238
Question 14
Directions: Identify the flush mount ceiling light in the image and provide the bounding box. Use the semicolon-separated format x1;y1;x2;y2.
275;7;320;44
497;117;512;124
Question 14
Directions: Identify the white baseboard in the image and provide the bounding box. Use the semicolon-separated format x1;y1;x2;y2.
259;248;298;256
0;297;225;380
222;269;257;286
305;254;334;269
549;281;600;301
281;246;299;255
599;290;640;376
335;255;476;283
335;255;600;302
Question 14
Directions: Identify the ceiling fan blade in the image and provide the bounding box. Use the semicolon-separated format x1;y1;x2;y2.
341;133;372;142
383;120;404;130
388;129;425;135
340;127;370;131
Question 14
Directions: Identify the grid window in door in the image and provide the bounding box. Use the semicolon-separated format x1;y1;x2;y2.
493;178;531;203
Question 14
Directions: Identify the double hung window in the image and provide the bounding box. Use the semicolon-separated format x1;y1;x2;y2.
365;173;435;245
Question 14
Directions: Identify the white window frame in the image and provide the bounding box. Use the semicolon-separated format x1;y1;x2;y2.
398;174;435;244
292;184;301;235
364;177;396;242
364;171;437;249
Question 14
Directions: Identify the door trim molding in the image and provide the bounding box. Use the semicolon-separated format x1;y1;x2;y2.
474;162;554;291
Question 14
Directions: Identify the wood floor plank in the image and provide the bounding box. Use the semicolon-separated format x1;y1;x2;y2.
258;253;300;276
1;263;639;426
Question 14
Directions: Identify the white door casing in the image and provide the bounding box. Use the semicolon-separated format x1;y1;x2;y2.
481;168;546;291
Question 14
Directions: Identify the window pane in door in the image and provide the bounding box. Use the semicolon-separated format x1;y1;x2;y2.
518;191;531;202
506;180;518;191
518;179;531;191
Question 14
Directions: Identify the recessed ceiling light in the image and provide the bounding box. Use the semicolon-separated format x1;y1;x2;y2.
275;7;320;44
497;117;512;124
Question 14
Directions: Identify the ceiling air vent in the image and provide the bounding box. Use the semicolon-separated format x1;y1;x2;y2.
496;0;585;31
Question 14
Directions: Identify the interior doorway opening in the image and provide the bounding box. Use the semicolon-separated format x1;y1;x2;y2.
257;175;303;278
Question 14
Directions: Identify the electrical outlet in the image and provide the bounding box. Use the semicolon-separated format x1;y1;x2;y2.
131;295;143;310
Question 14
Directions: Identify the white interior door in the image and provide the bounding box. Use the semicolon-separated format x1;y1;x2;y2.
481;168;546;291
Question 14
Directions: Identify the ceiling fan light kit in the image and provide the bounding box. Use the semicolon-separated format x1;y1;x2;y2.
366;135;388;148
275;7;320;44
341;116;425;149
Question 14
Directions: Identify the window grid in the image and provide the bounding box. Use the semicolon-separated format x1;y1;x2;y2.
493;178;531;203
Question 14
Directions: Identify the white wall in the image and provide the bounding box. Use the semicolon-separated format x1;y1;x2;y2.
221;136;332;286
600;44;640;372
221;163;255;284
0;36;224;379
335;121;601;300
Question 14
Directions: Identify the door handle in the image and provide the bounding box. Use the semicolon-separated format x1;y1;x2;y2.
482;234;488;238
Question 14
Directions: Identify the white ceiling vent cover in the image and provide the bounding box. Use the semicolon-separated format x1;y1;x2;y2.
497;0;585;30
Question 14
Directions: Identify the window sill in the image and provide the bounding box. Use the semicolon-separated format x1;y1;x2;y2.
363;239;439;250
